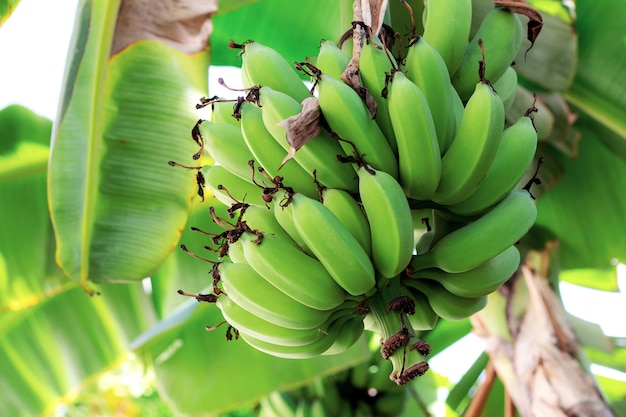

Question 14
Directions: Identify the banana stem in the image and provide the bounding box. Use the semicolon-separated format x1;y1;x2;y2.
365;278;429;385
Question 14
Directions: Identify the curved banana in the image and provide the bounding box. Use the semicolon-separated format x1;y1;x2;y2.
447;115;537;216
209;99;239;126
272;193;315;256
262;391;298;417
492;66;518;112
387;70;441;200
451;6;524;101
259;86;359;192
239;204;296;245
239;231;347;310
403;35;457;154
404;279;488;321
290;192;376;296
239;40;311;103
198;120;257;182
411;190;536;273
204;165;266;207
321;187;372;256
218;262;332;330
422;0;473;76
358;166;414;278
322;314;365;356
408;245;520;298
314;39;350;80
432;79;505;206
239;100;319;198
315;73;399;178
216;295;326;347
359;36;399;154
237;309;351;359
403;287;439;331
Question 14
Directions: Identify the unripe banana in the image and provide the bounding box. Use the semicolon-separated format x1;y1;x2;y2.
323;314;365;355
204;165;266;207
237;309;352;359
290;193;376;296
408;245;520;298
264;391;298;417
239;204;297;245
259;86;359;193
359;36;399;154
404;279;488;321
422;0;473;76
315;73;399;178
295;398;312;417
452;7;524;101
411;190;536;273
239;40;311;103
432;80;505;206
239;100;319;198
314;39;350;80
447;115;537;216
238;231;347;310
358;166;414;278
387;70;441;200
321;187;372;256
492;66;518;112
198;121;257;182
216;295;325;347
403;35;457;154
209;99;239;125
218;262;332;330
403;287;439;331
272;193;314;256
309;398;329;417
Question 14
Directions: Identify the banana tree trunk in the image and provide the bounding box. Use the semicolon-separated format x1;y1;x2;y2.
471;245;616;417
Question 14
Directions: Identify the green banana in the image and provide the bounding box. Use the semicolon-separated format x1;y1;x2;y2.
309;399;329;417
403;35;457;154
295;399;312;417
451;6;524;101
259;86;359;193
432;79;505;206
272;192;314;256
358;166;414;279
359;36;399;154
408;245;520;298
492;66;518;112
447;115;537;216
198;121;257;182
290;192;376;296
204;165;266;207
315;72;399;178
237;309;352;359
404;279;488;321
386;70;441;200
422;0;473;76
238;231;347;310
322;314;365;356
314;39;350;80
264;391;298;417
321;187;372;256
239;204;297;245
239;100;319;198
209;99;239;126
239;40;311;103
404;287;439;331
218;262;332;330
216;295;326;347
410;189;536;273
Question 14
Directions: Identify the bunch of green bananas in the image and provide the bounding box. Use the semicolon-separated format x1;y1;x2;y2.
177;0;541;386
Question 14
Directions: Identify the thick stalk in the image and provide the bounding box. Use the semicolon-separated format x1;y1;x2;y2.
471;245;617;417
365;277;429;385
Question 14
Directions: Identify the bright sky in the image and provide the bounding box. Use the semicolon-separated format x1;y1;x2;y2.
1;0;624;383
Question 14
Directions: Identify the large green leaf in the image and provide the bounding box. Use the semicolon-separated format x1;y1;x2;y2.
566;0;626;159
535;118;626;269
211;0;353;68
48;0;210;288
0;105;157;416
134;301;371;416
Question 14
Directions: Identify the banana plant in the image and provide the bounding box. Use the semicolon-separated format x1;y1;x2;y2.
1;0;626;415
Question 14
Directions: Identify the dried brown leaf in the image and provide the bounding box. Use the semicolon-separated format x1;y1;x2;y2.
495;0;544;52
276;97;322;167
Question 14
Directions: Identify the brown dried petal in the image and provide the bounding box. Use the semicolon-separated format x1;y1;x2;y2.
276;97;322;167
